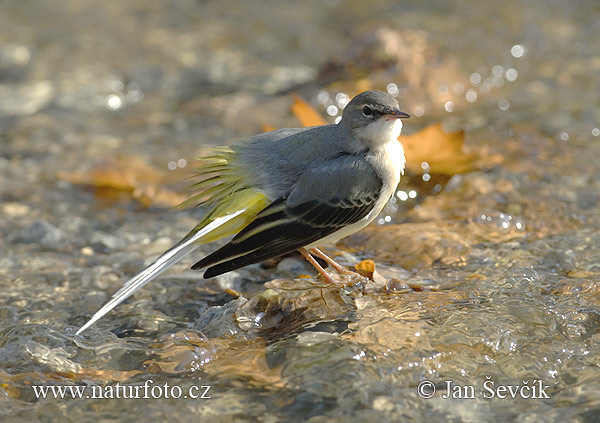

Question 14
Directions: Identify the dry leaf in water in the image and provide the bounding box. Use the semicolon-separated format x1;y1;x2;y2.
58;155;188;207
355;259;376;279
290;94;327;127
401;123;477;175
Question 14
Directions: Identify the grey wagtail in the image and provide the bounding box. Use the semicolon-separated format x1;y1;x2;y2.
76;90;411;334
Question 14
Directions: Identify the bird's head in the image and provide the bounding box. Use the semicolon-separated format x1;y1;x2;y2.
340;90;411;147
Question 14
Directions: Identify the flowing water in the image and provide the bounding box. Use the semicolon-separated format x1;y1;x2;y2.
1;0;599;421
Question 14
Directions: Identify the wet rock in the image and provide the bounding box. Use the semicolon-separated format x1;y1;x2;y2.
1;202;30;217
0;80;54;116
11;219;63;247
88;230;127;252
191;297;248;337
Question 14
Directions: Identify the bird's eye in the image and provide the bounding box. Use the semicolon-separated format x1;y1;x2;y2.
362;106;372;116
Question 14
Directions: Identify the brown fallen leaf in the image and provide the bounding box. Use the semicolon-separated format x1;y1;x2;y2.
401;123;477;175
261;123;277;132
290;94;326;127
58;155;189;207
355;259;376;279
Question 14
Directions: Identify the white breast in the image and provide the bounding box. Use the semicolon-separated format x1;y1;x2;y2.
355;117;403;147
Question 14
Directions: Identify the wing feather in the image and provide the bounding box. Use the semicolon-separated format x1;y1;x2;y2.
193;155;383;277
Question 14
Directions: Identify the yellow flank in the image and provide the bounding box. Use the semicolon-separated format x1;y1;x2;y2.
192;188;270;244
178;147;270;244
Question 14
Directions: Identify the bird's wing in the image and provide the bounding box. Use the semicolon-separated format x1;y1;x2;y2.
193;154;383;278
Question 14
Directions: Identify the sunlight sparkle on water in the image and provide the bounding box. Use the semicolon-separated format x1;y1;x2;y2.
498;99;510;111
335;92;349;108
326;105;338;116
470;72;482;85
397;190;409;201
105;94;122;110
413;105;425;117
453;82;465;93
466;89;477;102
511;44;527;58
386;83;399;96
505;68;519;82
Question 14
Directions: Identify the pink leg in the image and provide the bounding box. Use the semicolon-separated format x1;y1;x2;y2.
298;248;338;284
308;247;360;276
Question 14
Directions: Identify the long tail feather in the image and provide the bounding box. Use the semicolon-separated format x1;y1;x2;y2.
75;210;244;335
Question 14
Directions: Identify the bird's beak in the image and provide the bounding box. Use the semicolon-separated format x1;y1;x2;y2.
384;109;411;119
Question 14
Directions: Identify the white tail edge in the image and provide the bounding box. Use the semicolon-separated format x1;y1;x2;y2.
75;210;245;335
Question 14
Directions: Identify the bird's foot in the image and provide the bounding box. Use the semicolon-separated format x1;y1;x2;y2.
299;248;367;285
307;247;359;276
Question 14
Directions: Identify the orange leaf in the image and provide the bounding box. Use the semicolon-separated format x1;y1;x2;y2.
355;259;375;279
58;155;188;207
261;123;276;132
400;123;477;175
291;94;326;127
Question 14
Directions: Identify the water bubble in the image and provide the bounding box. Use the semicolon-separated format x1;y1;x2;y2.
470;72;482;85
444;101;455;112
408;190;417;199
386;83;399;96
592;128;599;137
492;76;504;87
104;79;124;92
422;173;431;182
498;99;510;111
317;90;330;105
126;83;144;103
505;68;519;82
420;161;430;170
413;105;425;117
492;65;504;77
105;94;123;110
479;80;492;93
177;158;187;168
126;90;143;103
511;44;526;58
560;132;569;141
167;161;177;170
466;89;477;102
453;82;465;93
335;92;349;108
326;105;338;116
397;190;409;201
334;116;342;124
476;211;525;231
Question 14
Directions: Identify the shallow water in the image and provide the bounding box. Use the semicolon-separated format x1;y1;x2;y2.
1;0;600;421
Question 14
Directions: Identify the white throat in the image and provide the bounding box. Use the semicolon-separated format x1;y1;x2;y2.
355;118;403;147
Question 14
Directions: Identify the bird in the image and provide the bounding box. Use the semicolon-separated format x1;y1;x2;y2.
76;90;410;335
